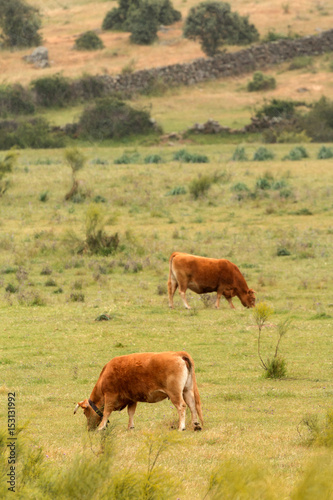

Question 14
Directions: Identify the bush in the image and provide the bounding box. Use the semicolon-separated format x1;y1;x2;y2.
74;30;104;50
77;97;157;140
317;145;333;159
0;84;35;117
298;96;333;142
0;118;65;150
183;1;259;56
144;154;163;163
264;356;287;379
128;1;160;45
173;149;209;163
31;74;73;108
102;7;127;31
288;56;313;70
231;145;248;161
255;99;300;120
247;72;276;92
189;175;212;199
0;0;42;47
283;146;309;161
114;152;140;164
253;147;275;161
231;182;250;200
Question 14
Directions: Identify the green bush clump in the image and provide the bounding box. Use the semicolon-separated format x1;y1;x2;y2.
74;30;104;50
231;182;250;200
77;97;157;140
283;146;309;161
0;0;42;48
255;98;300;120
253;147;275;161
288;56;313;70
317;145;333;159
183;1;259;56
128;1;160;45
231;145;248;161
31;74;73;108
114;152;140;164
173;149;209;163
189;175;212;199
299;96;333;142
247;72;276;92
262;30;294;42
0;118;65;150
144;154;163;163
0;84;35;117
166;186;187;195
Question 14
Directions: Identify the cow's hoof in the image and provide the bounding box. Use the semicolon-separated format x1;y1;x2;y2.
128;426;134;430
194;424;202;431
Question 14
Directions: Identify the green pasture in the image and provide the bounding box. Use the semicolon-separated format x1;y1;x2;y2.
0;143;333;498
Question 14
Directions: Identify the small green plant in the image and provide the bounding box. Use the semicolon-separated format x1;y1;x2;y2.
231;182;250;200
247;72;276;92
299;409;333;447
189;175;212;199
283;146;309;161
277;246;291;256
114;152;140;164
166;186;187;196
317;146;333;159
288;56;313;70
231;146;248;161
84;204;119;255
74;30;104;50
0;152;17;196
64;147;86;201
253;303;289;378
144;154;163;164
39;191;49;202
173;149;209;163
253;147;275;161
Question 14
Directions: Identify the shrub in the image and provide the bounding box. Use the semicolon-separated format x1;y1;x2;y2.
189;175;212;199
298;96;333;142
144;154;163;163
128;1;160;45
31;74;72;108
102;7;127;31
253;147;275;161
0;84;35;117
64;147;86;201
0;151;17;196
77;97;157;140
264;356;287;379
288;56;313;70
0;0;42;47
255;98;300;120
231;145;248;161
166;186;187;195
283;146;309;161
184;1;259;56
231;182;250;200
114;152;140;164
0;117;65;150
173;149;209;163
247;72;276;92
317;145;333;159
74;31;104;51
84;204;120;255
300;410;333;447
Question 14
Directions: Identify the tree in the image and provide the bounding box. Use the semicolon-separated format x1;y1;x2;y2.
0;0;42;48
183;1;259;57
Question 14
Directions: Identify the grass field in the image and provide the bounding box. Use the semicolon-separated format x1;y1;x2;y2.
1;143;333;498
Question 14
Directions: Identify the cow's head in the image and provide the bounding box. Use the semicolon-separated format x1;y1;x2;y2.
74;399;102;431
246;289;256;308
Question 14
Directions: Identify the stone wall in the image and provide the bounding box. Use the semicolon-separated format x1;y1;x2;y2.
75;29;333;96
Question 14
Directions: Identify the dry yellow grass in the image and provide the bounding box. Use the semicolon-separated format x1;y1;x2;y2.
1;0;333;85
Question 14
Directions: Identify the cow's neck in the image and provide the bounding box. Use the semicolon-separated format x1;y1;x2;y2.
89;383;104;409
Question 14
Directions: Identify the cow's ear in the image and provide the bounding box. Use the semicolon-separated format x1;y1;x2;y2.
249;289;256;295
79;399;89;409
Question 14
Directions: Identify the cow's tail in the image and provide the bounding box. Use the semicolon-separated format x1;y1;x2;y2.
168;252;178;279
182;354;204;427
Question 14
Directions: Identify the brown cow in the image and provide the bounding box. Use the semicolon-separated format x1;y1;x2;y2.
168;252;255;310
74;351;203;432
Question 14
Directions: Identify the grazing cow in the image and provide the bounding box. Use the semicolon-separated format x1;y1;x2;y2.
74;351;203;432
168;252;255;310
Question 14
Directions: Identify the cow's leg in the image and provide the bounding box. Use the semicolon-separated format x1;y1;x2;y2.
168;275;178;308
97;397;114;431
168;394;187;430
215;291;222;309
226;297;235;309
183;389;202;431
127;402;137;430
